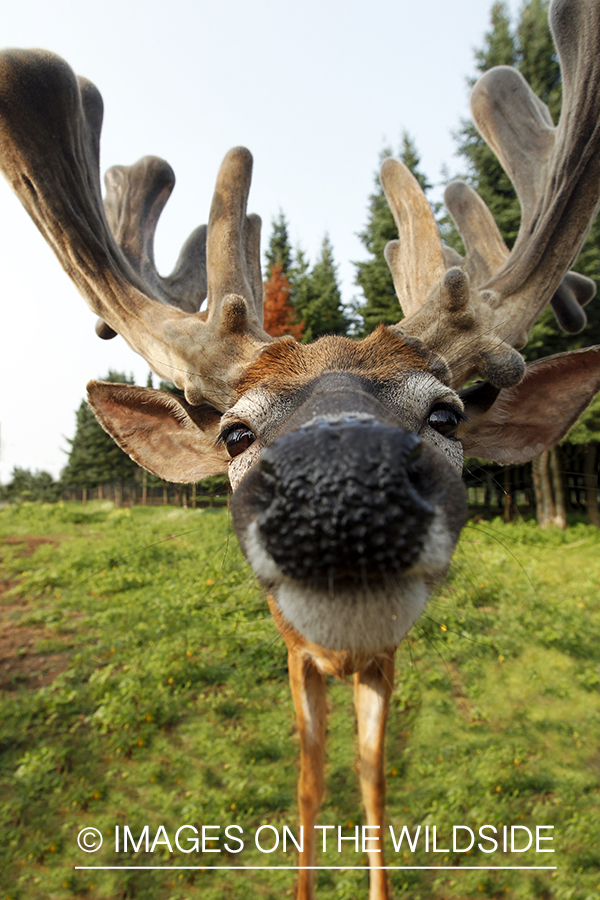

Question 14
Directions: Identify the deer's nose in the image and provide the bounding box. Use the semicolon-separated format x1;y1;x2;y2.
254;419;434;586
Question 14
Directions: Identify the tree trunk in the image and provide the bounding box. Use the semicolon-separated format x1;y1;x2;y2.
484;471;493;518
549;447;567;529
142;471;148;506
82;487;87;503
503;468;512;522
192;484;197;509
163;486;168;506
583;443;599;527
114;483;122;508
561;445;574;514
532;452;554;529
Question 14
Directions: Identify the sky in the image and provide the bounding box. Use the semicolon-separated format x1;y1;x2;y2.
0;0;521;481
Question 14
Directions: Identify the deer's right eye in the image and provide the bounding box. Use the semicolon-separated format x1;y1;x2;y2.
222;425;256;459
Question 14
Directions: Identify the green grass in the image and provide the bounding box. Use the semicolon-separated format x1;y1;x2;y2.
0;503;599;899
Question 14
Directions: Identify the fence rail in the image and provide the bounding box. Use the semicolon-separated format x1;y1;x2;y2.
60;481;229;508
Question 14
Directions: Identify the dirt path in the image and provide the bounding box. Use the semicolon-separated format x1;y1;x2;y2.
0;535;72;691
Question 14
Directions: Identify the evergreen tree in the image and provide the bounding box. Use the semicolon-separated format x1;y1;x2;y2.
62;371;139;489
263;262;304;339
288;246;312;331
265;211;293;275
474;0;516;70
294;236;349;342
568;394;600;446
454;2;521;248
516;0;561;119
263;213;304;338
355;134;432;335
0;467;61;503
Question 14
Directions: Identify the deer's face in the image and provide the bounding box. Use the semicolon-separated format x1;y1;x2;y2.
8;43;595;664
227;328;468;654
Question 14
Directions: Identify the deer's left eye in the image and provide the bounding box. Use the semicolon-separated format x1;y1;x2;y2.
426;404;464;439
222;425;256;458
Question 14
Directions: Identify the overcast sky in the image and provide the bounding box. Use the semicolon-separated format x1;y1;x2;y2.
0;0;521;481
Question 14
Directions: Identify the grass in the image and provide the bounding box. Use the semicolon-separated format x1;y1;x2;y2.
0;502;599;899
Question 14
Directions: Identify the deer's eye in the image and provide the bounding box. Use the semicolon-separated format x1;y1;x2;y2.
426;404;464;439
222;425;256;458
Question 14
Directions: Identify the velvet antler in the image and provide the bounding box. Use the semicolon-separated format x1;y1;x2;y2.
382;0;600;390
0;49;271;409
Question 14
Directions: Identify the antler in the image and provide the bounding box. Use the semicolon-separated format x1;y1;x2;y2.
96;156;209;339
442;178;596;334
382;0;600;390
0;49;271;409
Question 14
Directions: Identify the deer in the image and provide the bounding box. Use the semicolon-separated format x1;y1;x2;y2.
1;1;600;897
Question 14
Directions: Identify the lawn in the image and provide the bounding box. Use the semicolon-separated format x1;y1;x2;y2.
0;502;599;899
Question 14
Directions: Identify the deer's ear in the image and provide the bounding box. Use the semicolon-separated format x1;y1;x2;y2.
458;346;600;464
87;381;230;483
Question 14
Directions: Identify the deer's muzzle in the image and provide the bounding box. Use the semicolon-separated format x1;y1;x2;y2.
249;419;436;587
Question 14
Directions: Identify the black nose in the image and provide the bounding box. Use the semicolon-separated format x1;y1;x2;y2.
254;419;435;586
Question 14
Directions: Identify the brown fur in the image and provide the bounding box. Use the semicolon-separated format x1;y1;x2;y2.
236;327;446;395
267;594;394;681
268;594;395;900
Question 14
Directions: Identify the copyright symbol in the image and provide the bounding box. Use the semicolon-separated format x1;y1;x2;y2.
77;827;103;852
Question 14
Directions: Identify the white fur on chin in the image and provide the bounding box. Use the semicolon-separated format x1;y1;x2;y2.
243;511;455;653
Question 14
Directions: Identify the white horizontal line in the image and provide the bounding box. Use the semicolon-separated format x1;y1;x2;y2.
74;865;557;871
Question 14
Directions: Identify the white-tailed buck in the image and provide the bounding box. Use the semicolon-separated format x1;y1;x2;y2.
1;0;600;896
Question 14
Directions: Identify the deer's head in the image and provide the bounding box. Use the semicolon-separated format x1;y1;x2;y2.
1;0;600;659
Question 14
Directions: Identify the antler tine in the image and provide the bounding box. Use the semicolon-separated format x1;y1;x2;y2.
206;147;265;335
380;157;446;319
443;180;509;287
103;156;208;315
380;158;526;388
96;156;208;340
0;49;271;408
551;271;596;333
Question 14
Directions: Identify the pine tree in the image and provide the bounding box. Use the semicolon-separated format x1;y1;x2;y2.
294;236;349;342
263;213;304;338
454;2;521;248
355;134;432;335
517;0;561;119
263;262;304;339
62;371;139;490
288;246;312;332
0;467;61;503
265;211;293;275
474;0;516;70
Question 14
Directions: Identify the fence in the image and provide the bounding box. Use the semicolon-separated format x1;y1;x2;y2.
55;444;599;523
60;480;229;508
463;442;599;521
